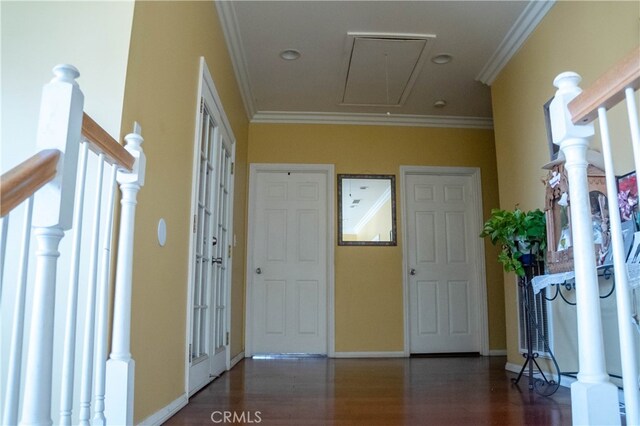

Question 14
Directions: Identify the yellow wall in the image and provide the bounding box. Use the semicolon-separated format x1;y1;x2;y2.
248;123;504;352
1;0;133;170
120;1;249;422
491;1;639;365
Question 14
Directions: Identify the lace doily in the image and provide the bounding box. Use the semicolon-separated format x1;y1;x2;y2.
531;264;640;294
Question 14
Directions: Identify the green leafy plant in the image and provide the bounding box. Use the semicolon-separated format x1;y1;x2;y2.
480;208;547;277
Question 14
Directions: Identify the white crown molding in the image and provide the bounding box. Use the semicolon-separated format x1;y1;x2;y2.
251;111;493;129
476;0;556;85
215;0;255;119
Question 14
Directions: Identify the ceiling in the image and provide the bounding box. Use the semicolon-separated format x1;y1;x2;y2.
216;1;555;129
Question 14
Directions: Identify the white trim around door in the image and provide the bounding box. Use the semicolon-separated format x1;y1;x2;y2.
400;166;489;356
245;163;335;357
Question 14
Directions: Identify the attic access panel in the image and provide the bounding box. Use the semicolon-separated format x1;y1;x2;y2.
340;33;435;107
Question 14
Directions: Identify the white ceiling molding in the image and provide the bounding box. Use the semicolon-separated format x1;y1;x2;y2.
476;0;555;86
252;111;493;129
215;1;255;119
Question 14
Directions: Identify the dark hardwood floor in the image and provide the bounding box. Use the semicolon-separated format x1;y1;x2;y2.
165;356;572;425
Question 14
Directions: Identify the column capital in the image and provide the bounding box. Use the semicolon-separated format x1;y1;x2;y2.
550;72;594;146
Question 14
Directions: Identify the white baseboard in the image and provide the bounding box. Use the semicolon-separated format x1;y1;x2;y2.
488;349;507;356
138;352;244;425
333;351;406;358
137;393;188;426
230;351;245;368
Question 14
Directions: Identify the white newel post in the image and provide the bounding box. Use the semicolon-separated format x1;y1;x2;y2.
19;65;84;426
105;125;146;426
550;72;621;426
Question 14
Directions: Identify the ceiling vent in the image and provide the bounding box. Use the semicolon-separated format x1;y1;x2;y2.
339;32;436;107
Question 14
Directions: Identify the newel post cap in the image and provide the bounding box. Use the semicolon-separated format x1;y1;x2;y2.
117;123;146;187
549;71;594;147
51;64;80;86
553;72;582;91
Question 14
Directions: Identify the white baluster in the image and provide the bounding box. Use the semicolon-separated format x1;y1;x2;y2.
105;125;146;426
20;64;83;426
599;106;640;425
59;141;89;426
550;72;621;426
627;87;640;179
0;214;9;295
615;87;640;426
92;165;118;426
78;155;105;426
2;197;33;426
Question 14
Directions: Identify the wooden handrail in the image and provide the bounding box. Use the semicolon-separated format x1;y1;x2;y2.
82;113;134;171
569;46;640;125
0;149;61;217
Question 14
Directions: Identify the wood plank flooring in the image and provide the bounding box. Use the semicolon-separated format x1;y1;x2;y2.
165;356;572;425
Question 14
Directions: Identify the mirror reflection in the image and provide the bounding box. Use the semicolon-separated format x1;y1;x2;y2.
338;174;397;246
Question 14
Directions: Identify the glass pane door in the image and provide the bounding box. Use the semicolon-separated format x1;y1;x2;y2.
210;137;232;375
189;105;219;393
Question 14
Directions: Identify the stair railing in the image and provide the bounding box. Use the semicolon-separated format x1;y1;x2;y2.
549;46;639;426
0;64;145;426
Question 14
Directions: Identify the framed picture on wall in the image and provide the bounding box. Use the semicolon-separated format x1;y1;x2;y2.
617;171;639;227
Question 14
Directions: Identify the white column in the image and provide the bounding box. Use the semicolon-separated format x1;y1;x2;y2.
19;228;64;426
19;64;84;426
105;125;146;426
550;72;620;426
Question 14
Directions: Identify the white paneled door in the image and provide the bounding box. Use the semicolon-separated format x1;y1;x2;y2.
249;168;328;355
404;170;484;354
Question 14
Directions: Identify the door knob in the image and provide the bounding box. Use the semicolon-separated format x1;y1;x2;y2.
212;237;218;246
410;268;416;276
256;267;262;274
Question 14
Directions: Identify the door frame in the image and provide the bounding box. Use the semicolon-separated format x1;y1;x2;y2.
400;166;489;356
184;57;236;396
245;163;335;357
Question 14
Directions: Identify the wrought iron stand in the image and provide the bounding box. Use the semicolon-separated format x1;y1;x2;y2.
512;261;561;396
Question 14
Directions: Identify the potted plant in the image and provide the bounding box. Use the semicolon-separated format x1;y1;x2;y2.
480;207;547;277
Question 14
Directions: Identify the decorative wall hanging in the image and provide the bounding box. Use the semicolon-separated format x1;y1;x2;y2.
544;162;611;273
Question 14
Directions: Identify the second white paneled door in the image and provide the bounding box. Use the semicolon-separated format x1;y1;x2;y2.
248;166;330;355
403;167;487;354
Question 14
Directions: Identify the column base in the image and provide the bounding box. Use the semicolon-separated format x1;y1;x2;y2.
104;358;135;426
571;380;620;425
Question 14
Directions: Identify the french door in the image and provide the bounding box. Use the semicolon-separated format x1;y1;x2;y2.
188;59;235;395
